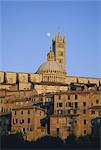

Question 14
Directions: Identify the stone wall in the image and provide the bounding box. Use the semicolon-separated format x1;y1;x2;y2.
0;71;100;91
65;76;101;86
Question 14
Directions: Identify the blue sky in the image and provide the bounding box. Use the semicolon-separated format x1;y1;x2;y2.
0;0;101;77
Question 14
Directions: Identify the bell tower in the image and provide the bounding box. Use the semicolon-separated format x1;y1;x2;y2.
52;32;66;74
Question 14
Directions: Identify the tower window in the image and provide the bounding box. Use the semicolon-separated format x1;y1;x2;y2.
60;51;63;56
59;59;63;63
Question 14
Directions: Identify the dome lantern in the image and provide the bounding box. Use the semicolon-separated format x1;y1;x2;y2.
47;47;55;61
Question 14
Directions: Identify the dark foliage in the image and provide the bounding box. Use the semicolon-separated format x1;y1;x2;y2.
1;132;100;149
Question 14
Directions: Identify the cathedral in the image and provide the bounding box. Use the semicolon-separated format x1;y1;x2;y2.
0;32;101;141
0;32;100;93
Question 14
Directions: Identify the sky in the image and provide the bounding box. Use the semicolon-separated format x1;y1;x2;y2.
0;0;101;78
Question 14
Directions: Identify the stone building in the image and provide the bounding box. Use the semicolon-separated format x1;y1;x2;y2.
11;106;47;141
50;90;101;140
0;32;101;141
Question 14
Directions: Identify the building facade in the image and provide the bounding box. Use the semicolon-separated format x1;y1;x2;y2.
50;90;101;139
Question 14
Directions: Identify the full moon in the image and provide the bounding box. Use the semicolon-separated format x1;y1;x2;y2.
47;32;51;37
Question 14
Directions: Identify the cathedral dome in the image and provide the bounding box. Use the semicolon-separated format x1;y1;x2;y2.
37;61;63;73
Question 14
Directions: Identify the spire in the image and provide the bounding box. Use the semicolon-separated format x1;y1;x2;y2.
63;34;66;43
56;32;62;42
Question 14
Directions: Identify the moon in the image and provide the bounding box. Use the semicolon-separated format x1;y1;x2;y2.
47;32;51;37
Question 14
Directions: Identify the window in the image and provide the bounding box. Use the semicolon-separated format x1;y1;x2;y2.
28;118;30;124
96;100;99;104
60;51;63;56
21;119;24;124
75;102;78;108
1;107;3;112
57;103;58;107
60;110;63;114
69;121;71;124
14;111;16;115
23;128;25;132
91;110;95;114
84;130;86;134
68;110;70;114
69;102;71;107
13;119;14;124
59;103;62;107
30;128;32;131
74;110;77;114
16;119;18;124
59;95;61;100
84;120;86;125
75;120;77;123
75;95;78;100
28;110;30;114
57;128;59;136
21;111;23;115
68;95;70;100
83;110;86;114
83;102;86;106
57;110;59;114
59;59;63;63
